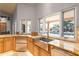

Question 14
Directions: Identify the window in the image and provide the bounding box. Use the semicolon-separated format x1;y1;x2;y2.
46;14;60;37
63;9;75;39
27;20;31;34
39;18;48;35
39;8;75;41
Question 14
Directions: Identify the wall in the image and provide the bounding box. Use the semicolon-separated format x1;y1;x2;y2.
14;3;79;35
14;3;37;34
35;3;79;33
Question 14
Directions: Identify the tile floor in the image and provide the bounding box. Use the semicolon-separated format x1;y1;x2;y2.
0;50;33;56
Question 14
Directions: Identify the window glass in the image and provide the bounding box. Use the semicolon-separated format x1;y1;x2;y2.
39;19;47;35
47;14;60;37
27;20;31;34
49;21;60;36
63;9;75;39
39;9;75;41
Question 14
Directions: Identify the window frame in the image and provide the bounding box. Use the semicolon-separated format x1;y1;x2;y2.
39;7;76;42
62;8;76;41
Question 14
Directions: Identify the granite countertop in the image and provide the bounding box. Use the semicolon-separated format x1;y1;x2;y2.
48;39;79;55
0;35;42;39
0;35;79;55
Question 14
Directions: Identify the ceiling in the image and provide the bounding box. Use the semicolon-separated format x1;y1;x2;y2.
0;3;16;15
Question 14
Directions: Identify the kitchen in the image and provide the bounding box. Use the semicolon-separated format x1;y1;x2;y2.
0;3;79;56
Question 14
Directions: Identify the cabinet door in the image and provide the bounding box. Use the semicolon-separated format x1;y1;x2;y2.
28;42;33;54
40;48;50;56
12;37;16;51
27;37;34;54
0;39;4;53
4;37;12;52
33;45;39;56
51;48;75;56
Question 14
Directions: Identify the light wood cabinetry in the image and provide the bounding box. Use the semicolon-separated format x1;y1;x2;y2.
33;45;39;56
33;45;50;56
50;46;75;56
0;38;4;53
27;37;34;55
0;37;15;53
33;40;50;56
15;36;27;52
12;37;16;51
4;37;13;52
51;48;68;56
39;48;50;56
0;22;6;32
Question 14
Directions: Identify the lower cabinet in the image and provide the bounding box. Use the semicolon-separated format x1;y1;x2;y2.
4;37;12;52
27;37;34;55
12;37;16;51
51;48;75;56
0;39;4;53
33;45;50;56
28;42;33;54
39;48;50;56
40;48;50;56
33;45;39;56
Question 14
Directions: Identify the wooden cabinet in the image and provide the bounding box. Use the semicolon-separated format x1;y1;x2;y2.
33;45;50;56
0;39;4;53
4;37;12;52
15;36;27;52
51;47;75;56
33;45;39;56
28;42;33;53
33;40;50;56
39;48;50;56
12;37;16;51
0;22;6;32
27;37;34;55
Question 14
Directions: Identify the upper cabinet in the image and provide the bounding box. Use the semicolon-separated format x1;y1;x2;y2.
0;16;12;34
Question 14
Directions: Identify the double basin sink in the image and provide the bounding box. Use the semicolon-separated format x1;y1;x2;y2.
34;37;53;51
37;37;53;43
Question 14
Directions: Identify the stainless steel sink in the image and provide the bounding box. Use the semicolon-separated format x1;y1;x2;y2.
39;37;53;42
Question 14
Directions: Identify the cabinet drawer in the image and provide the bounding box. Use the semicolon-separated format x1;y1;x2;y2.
16;39;27;44
16;44;27;52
